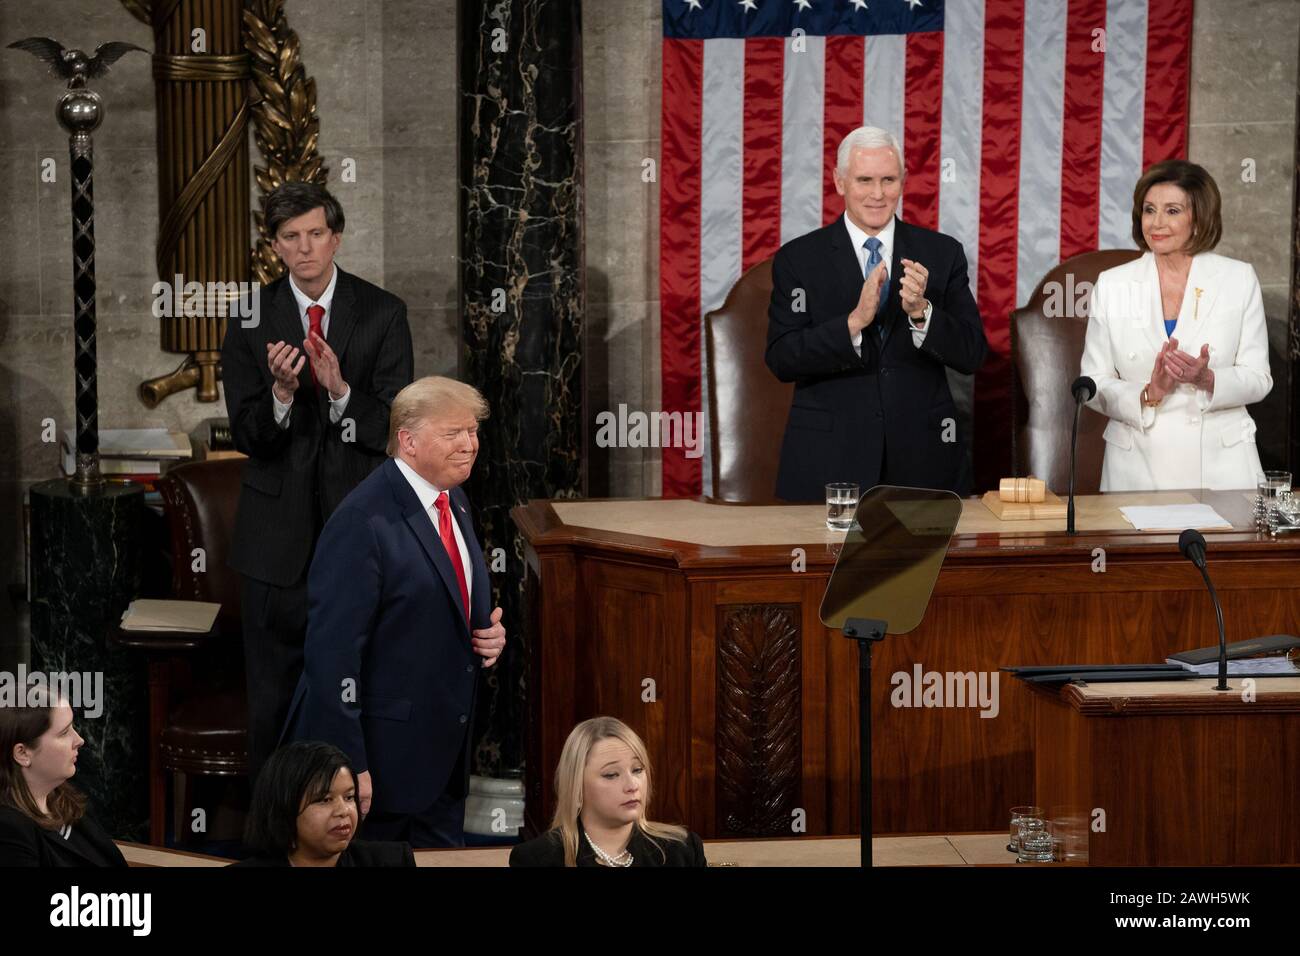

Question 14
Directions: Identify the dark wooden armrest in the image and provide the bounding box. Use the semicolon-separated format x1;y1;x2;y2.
112;622;220;652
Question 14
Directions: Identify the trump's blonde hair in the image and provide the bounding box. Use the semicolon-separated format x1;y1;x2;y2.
549;716;687;867
386;376;490;456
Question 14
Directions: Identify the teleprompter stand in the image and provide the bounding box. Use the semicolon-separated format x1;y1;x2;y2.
820;486;962;869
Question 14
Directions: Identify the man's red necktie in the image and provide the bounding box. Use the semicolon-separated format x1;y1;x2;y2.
306;304;325;387
434;492;470;618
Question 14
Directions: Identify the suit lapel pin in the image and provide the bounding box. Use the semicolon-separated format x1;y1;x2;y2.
1192;287;1203;321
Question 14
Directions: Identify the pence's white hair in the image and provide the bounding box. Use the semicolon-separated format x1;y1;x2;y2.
836;126;905;178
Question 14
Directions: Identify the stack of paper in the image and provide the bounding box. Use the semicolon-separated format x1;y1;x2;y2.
1118;503;1232;531
1168;656;1300;676
121;599;220;633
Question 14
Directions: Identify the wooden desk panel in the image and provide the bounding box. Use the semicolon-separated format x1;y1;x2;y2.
514;493;1300;838
1031;679;1300;864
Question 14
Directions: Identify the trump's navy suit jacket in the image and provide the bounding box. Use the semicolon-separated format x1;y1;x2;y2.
765;215;988;501
282;456;492;815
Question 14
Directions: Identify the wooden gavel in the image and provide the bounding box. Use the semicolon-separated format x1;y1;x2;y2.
999;476;1046;503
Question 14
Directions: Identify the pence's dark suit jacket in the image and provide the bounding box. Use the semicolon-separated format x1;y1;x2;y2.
766;215;987;501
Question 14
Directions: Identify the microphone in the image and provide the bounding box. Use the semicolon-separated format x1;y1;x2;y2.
1179;529;1229;691
1066;376;1096;535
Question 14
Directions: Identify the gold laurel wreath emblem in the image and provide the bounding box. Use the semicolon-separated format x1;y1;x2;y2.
243;0;330;285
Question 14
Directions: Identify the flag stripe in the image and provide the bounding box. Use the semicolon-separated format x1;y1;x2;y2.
659;38;704;496
864;33;906;210
781;35;825;245
974;0;1026;488
1098;0;1147;248
822;35;864;226
938;0;986;285
1016;0;1067;309
977;0;1025;357
1142;0;1193;167
742;38;785;271
902;30;944;230
1059;0;1108;260
700;38;745;321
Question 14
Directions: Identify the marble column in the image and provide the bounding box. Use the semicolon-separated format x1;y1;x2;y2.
458;0;585;781
28;480;147;840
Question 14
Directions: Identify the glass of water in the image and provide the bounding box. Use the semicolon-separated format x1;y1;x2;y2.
1259;472;1292;527
1008;805;1042;853
1017;816;1054;863
825;483;859;532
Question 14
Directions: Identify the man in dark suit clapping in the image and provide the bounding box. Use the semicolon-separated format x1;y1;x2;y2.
283;377;506;848
221;182;414;778
766;126;988;500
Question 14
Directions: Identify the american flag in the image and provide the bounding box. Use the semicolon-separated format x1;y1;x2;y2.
659;0;1193;496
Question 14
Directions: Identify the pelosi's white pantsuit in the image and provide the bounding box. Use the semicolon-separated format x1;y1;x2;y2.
1080;251;1271;492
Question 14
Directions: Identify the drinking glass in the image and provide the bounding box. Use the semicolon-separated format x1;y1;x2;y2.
825;483;859;532
1008;805;1042;853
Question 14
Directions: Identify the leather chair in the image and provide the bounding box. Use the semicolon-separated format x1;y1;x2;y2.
1010;249;1142;494
115;457;248;846
705;258;791;503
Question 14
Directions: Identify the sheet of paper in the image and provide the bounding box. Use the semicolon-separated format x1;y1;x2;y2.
121;599;220;632
1118;503;1232;531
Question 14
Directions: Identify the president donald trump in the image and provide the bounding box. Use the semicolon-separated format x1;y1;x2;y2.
283;376;506;847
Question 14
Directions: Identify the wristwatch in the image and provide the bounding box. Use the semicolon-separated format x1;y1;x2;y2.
1141;384;1162;407
909;300;933;326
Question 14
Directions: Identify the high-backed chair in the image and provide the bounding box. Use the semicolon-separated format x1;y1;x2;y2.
115;457;248;845
705;258;790;503
1010;249;1142;494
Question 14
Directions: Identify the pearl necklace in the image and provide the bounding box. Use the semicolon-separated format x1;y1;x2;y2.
584;830;633;867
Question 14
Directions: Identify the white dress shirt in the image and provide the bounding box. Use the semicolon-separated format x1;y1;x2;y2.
273;264;351;427
393;457;473;603
842;214;930;355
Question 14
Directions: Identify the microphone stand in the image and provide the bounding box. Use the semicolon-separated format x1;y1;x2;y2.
1193;562;1229;691
1067;395;1084;535
1180;530;1230;692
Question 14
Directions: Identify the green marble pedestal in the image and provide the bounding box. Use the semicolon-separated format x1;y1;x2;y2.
28;479;147;841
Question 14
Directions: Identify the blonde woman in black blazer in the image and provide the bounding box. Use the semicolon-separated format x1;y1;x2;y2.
510;717;706;868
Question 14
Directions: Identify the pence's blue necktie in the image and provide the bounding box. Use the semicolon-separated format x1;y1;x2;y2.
863;236;889;343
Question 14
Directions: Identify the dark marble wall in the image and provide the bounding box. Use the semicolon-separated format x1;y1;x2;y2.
459;0;584;778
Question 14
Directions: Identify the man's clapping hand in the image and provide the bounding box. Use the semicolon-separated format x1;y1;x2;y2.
267;341;306;403
848;261;889;336
304;330;348;399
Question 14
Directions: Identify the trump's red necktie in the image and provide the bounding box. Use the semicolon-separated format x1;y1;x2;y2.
306;303;325;387
434;492;470;617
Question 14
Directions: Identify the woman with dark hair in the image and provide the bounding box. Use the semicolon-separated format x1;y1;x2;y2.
233;740;414;866
0;696;127;867
1081;159;1271;491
